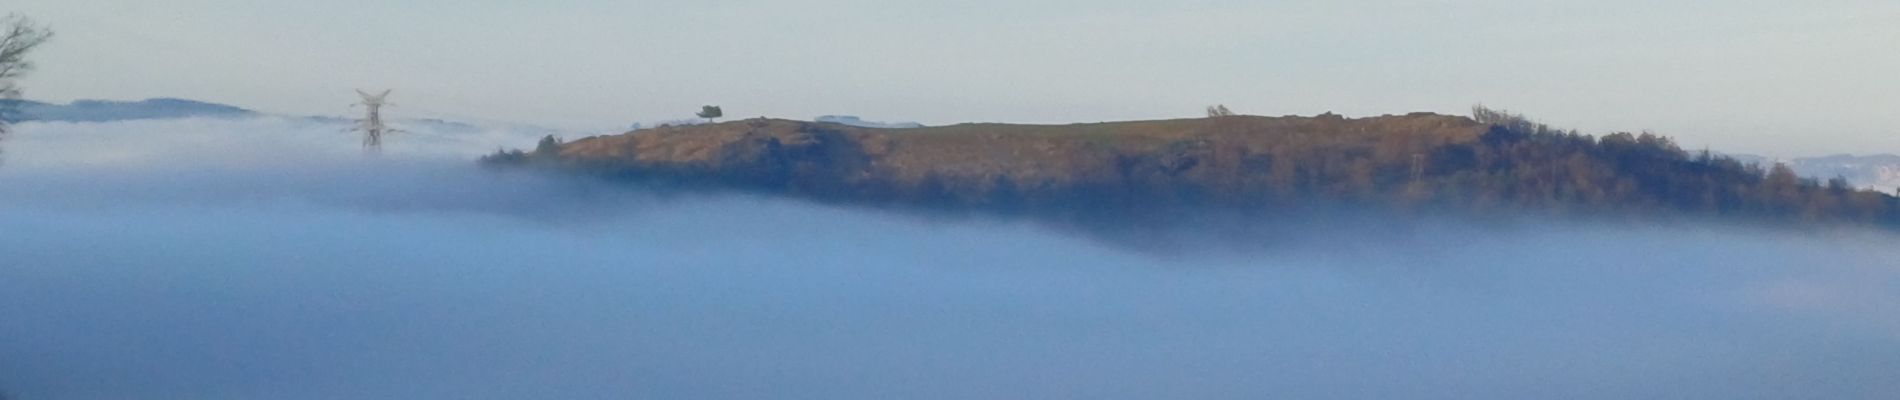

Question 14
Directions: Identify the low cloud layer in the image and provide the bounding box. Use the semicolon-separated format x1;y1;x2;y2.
2;118;1899;399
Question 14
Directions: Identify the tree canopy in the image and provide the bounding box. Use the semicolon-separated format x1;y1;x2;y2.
696;105;723;122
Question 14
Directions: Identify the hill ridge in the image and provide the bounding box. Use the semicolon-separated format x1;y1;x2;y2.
495;109;1900;229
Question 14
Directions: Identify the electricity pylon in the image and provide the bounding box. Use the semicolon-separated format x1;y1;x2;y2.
351;89;400;152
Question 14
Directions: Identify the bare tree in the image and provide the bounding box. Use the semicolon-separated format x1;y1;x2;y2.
1205;104;1234;118
0;13;54;138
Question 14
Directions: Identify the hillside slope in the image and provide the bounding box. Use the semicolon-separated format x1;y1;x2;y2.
488;111;1900;228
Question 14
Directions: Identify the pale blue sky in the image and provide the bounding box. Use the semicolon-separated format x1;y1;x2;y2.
7;0;1897;155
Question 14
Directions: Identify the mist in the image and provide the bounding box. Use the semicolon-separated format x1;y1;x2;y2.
3;119;1899;399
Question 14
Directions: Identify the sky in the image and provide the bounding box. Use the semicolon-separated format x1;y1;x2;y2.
5;117;1900;399
4;0;1898;155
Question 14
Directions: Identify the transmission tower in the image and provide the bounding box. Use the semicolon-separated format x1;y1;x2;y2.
351;89;399;151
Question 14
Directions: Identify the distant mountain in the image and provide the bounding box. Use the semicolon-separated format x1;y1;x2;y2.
814;115;924;129
1725;153;1900;194
1788;154;1900;193
297;115;488;134
1;98;257;122
2;97;537;137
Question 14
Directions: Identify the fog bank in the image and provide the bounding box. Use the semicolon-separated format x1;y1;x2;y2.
2;119;1898;399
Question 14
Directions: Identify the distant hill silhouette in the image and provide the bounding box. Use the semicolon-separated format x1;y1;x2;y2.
0;98;256;122
1725;153;1900;194
814;115;924;129
0;97;543;138
485;108;1900;229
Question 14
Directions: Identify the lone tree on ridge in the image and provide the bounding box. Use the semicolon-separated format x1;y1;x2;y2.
697;105;723;123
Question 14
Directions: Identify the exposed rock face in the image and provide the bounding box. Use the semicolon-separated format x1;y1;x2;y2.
554;113;1487;209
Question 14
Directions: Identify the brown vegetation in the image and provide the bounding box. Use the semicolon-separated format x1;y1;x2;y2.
485;108;1900;228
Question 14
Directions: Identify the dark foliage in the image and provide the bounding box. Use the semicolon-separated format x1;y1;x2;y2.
1432;107;1899;225
479;135;564;168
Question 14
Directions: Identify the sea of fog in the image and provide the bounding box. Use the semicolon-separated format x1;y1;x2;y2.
2;117;1899;399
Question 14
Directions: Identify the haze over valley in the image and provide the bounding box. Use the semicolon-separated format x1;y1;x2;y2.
4;1;1900;399
2;108;1899;399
